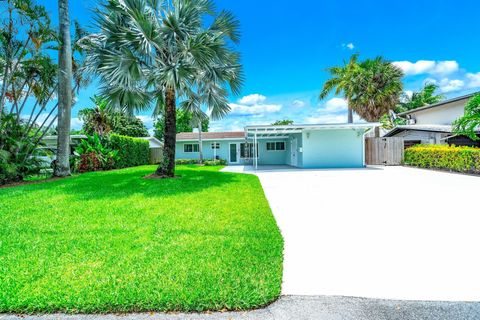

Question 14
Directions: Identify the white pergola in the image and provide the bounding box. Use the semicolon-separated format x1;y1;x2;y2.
244;123;379;169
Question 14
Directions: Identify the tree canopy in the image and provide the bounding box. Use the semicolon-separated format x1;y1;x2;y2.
154;109;209;141
453;94;480;141
272;119;294;126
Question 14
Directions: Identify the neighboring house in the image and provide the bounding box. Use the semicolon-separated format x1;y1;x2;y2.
384;93;480;147
139;136;163;164
176;123;377;168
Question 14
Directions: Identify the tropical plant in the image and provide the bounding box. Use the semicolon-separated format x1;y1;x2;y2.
453;94;480;141
154;109;209;141
272;119;294;125
55;0;74;177
320;54;359;123
73;134;118;172
0;0;89;182
79;96;149;137
350;56;404;122
0;113;44;184
396;83;444;113
81;0;243;177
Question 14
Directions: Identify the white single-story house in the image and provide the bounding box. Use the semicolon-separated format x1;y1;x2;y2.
384;92;480;147
176;123;378;169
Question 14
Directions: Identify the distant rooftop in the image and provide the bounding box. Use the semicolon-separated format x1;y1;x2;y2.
176;131;245;141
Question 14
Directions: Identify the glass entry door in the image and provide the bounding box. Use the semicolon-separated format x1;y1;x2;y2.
229;143;238;164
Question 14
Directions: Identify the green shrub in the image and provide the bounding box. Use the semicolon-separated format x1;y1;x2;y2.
175;159;198;165
175;159;227;166
108;134;149;169
73;134;119;173
404;144;480;174
203;159;227;166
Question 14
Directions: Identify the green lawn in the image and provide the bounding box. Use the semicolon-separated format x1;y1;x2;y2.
0;165;283;313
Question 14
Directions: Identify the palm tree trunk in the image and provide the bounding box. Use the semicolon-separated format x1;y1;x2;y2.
54;0;73;177
347;99;353;124
198;120;203;164
156;87;176;177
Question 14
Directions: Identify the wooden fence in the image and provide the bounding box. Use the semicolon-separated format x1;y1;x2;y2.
149;148;163;164
365;137;404;166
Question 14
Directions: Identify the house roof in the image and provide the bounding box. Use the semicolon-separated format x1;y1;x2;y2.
176;131;246;141
383;125;453;137
139;136;163;148
245;123;379;138
397;92;478;116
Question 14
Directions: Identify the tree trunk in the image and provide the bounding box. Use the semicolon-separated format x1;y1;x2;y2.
347;104;353;124
198;120;203;164
54;0;73;177
156;87;176;177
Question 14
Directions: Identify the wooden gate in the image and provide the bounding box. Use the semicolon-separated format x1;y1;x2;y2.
149;148;163;164
365;137;404;165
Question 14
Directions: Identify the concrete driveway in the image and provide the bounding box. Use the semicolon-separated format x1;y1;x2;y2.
252;166;480;301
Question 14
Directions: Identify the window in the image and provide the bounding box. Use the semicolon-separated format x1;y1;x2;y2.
240;143;258;158
211;142;220;149
266;141;286;151
184;144;199;153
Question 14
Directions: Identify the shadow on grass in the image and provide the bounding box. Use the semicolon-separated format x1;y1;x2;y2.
0;165;244;201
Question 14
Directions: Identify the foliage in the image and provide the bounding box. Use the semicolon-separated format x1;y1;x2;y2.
0;0;90;179
453;94;480;141
154;109;208;141
404;144;480;174
319;54;359;123
108;134;149;169
175;158;227;166
349;56;404;122
396;83;444;113
81;0;243;177
272;119;294;126
0;165;283;313
0;113;43;184
79;96;149;137
73;134;118;173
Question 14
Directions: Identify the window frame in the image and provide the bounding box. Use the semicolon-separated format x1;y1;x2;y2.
211;142;220;149
184;143;200;153
266;141;286;151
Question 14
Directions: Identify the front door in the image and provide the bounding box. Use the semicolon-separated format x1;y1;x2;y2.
229;143;239;164
291;139;298;167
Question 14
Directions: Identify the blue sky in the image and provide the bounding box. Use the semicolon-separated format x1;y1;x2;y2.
39;0;480;132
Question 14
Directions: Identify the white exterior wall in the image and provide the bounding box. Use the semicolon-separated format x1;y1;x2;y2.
409;100;466;125
393;130;450;144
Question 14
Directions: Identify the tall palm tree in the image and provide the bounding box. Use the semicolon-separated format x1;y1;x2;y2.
350;57;404;122
396;82;444;113
319;54;359;123
55;0;73;177
82;0;243;177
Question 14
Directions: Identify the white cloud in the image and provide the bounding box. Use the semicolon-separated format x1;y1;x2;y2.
320;98;348;113
137;115;154;129
342;43;355;50
393;60;458;76
466;72;480;88
229;102;282;116
237;94;266;106
437;78;465;93
292;100;305;108
71;117;84;130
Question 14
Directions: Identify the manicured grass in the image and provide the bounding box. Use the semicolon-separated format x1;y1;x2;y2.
0;165;283;313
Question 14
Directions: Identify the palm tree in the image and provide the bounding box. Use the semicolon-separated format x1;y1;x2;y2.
78;96;111;136
396;82;444;113
320;54;359;123
82;0;243;177
55;0;73;177
350;57;404;122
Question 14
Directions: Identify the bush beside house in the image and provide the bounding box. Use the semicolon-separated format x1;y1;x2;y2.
108;134;150;169
404;144;480;174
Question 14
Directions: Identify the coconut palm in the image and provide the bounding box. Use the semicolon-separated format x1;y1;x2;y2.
319;54;359;123
82;0;243;177
350;57;404;122
55;0;73;177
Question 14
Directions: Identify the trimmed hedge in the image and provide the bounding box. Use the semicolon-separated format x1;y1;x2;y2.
404;144;480;174
108;134;150;169
175;159;227;166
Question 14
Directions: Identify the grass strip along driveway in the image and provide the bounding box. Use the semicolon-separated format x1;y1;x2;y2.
0;166;283;313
